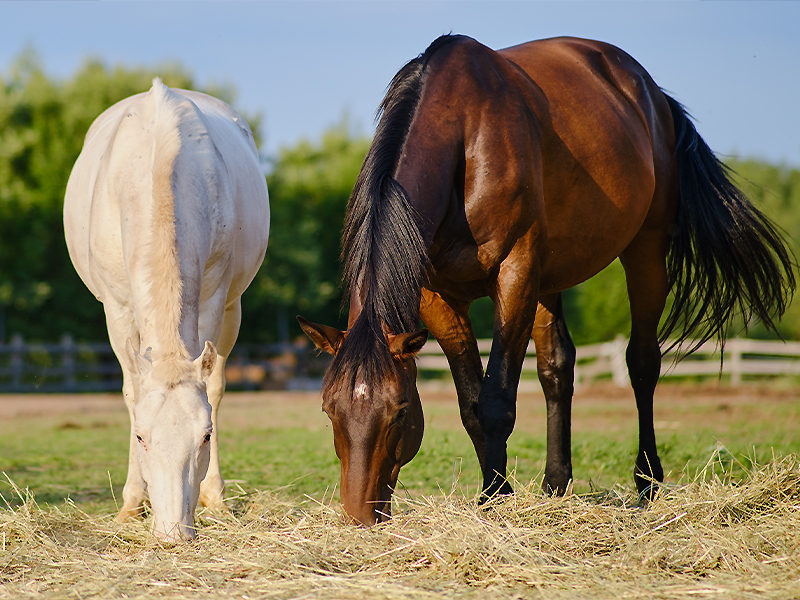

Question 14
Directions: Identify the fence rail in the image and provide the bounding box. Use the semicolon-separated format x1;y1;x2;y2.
1;335;799;393
0;335;329;394
417;336;800;388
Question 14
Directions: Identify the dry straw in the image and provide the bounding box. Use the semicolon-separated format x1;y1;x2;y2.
2;451;799;599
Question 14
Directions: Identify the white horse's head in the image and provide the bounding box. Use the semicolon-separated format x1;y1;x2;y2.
126;340;217;542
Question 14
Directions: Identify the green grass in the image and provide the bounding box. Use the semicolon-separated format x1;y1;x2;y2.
1;385;799;514
0;417;128;511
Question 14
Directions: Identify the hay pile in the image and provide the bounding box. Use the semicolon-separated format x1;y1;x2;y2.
1;454;799;599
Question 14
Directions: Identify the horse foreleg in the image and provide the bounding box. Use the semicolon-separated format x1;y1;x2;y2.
420;288;486;470
478;256;539;500
533;293;576;495
117;369;147;521
103;305;147;522
199;299;240;511
620;233;670;499
199;353;227;510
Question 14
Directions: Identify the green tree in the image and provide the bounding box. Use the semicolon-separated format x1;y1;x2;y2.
726;159;800;340
241;122;370;343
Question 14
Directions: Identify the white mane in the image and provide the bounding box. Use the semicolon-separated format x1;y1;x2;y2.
146;78;195;383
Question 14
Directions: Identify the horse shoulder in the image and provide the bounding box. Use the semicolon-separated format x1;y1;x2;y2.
435;39;547;270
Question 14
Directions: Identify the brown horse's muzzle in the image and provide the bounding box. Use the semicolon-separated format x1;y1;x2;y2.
341;493;393;526
339;450;399;526
339;391;424;525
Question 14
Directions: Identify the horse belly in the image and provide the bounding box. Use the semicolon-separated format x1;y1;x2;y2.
537;177;654;294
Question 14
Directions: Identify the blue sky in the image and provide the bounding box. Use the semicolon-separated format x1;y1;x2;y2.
2;1;799;166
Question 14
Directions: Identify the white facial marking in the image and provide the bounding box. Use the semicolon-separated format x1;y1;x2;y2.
354;383;368;399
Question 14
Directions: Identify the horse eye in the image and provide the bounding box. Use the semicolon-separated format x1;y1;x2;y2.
202;433;212;444
395;407;408;422
136;435;144;444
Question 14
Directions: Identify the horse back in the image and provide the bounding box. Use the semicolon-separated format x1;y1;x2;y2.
173;88;270;299
64;82;268;356
65;83;267;301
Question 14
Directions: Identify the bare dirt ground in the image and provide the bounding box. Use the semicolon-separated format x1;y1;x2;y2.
0;380;796;438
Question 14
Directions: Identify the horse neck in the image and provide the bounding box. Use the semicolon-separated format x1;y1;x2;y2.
132;185;202;361
343;75;464;338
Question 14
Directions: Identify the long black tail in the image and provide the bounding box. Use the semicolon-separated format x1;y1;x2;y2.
661;95;796;353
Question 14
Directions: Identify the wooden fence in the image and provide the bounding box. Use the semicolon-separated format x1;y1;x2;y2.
0;335;329;394
1;334;800;393
417;336;800;389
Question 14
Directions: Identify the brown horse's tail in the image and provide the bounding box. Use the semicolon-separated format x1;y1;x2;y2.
661;94;796;354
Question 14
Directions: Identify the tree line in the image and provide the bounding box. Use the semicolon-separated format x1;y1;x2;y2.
2;53;799;347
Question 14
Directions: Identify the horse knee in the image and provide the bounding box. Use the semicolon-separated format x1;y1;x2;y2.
538;342;576;397
478;397;516;440
538;358;575;397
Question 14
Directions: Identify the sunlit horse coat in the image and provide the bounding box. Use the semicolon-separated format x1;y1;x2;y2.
64;80;269;541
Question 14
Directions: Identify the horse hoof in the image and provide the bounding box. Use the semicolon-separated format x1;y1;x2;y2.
199;491;229;513
635;472;661;502
115;505;144;522
479;480;514;505
542;477;573;497
201;499;230;514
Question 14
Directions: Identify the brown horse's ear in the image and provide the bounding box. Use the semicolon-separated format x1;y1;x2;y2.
388;329;429;359
297;316;345;355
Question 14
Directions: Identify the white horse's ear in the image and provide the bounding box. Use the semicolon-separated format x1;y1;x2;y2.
194;341;217;382
126;338;153;376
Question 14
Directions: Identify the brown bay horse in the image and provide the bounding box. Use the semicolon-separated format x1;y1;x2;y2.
298;35;795;525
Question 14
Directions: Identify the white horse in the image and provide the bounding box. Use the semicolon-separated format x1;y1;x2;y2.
64;79;269;542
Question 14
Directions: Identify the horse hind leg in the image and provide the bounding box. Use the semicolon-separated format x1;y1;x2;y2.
532;293;576;495
620;231;671;500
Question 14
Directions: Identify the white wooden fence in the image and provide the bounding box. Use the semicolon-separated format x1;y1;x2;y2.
1;335;800;392
416;337;800;388
0;335;327;393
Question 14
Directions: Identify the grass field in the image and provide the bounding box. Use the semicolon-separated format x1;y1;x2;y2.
1;381;799;598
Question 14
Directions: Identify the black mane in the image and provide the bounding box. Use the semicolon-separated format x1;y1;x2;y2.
325;35;462;399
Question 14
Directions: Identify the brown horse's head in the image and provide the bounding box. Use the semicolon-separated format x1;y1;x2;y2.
298;316;427;525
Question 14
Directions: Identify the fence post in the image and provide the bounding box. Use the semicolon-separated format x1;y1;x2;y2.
61;334;76;392
729;339;742;386
611;335;629;387
10;334;23;392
